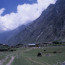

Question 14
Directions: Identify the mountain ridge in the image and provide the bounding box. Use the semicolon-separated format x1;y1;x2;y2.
7;0;65;45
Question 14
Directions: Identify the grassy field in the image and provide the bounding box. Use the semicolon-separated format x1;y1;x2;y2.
0;46;65;65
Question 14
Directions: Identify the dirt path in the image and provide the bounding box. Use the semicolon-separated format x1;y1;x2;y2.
0;60;2;65
26;56;50;65
0;56;8;65
26;56;44;65
22;48;44;65
24;48;50;65
6;56;15;65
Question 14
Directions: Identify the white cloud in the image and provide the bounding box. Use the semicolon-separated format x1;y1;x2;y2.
0;0;56;31
0;8;5;15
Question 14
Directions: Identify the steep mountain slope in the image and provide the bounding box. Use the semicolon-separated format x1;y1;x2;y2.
7;0;65;45
0;25;26;44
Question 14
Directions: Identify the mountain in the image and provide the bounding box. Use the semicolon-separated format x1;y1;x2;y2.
7;0;65;45
0;25;26;44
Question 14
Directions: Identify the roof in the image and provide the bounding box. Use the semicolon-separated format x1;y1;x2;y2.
28;44;36;45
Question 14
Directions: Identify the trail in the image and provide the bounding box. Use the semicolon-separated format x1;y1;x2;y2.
0;56;8;65
6;56;15;65
26;56;50;65
24;48;46;65
25;48;50;65
26;56;44;65
0;61;2;65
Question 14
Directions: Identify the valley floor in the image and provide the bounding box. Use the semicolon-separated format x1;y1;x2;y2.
0;46;65;65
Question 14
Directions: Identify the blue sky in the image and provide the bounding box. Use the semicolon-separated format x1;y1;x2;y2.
0;0;37;15
0;0;56;32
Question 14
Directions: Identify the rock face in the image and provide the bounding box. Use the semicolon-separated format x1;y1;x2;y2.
7;0;65;45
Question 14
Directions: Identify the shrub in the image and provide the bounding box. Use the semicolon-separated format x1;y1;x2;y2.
53;51;57;53
44;50;46;51
37;52;42;57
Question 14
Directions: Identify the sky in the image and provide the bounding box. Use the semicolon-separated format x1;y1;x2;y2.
0;0;57;32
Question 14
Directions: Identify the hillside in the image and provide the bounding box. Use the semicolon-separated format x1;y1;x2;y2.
0;25;26;44
7;0;65;45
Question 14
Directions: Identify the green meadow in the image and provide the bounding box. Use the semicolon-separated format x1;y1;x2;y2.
0;46;65;65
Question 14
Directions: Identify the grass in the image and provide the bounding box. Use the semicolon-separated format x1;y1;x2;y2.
0;46;65;65
22;47;65;65
0;52;9;60
3;56;11;65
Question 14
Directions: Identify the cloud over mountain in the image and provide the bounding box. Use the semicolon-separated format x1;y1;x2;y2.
0;0;56;31
0;8;5;15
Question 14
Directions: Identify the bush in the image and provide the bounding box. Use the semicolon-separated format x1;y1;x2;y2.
53;51;57;53
44;50;46;51
37;52;42;57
